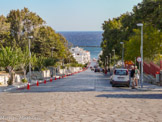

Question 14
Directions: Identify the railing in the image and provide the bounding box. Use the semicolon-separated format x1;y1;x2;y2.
143;61;161;77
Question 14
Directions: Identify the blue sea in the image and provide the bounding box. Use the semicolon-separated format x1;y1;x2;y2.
81;47;102;59
58;31;102;59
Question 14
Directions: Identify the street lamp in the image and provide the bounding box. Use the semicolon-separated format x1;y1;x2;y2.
112;49;115;68
137;23;143;88
28;36;33;83
106;56;108;70
105;58;107;69
109;53;111;68
120;42;124;68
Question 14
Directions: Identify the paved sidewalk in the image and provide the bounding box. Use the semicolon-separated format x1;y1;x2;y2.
0;76;61;92
0;85;7;92
136;82;162;91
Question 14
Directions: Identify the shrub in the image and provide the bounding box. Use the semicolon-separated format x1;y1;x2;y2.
22;78;28;83
60;66;65;69
7;79;13;85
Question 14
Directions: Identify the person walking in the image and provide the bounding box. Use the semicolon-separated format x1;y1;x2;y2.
130;66;135;89
134;66;140;87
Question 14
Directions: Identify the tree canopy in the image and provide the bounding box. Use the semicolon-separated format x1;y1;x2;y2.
101;0;162;65
0;8;75;67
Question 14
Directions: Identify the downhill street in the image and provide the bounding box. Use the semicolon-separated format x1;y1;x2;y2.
0;61;162;122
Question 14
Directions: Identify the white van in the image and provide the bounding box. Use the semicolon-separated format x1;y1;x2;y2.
111;68;130;87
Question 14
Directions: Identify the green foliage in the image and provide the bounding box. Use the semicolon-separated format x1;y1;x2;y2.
44;58;56;67
101;0;162;64
0;15;10;47
125;25;162;61
153;54;162;66
35;56;46;71
0;46;22;70
0;46;22;85
0;7;73;73
7;79;12;85
21;78;28;83
60;66;66;69
19;46;30;69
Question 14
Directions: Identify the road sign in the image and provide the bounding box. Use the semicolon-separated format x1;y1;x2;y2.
137;57;141;63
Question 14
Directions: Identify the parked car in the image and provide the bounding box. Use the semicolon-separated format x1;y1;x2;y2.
111;68;130;87
91;67;95;71
94;68;100;72
94;67;103;72
99;68;103;72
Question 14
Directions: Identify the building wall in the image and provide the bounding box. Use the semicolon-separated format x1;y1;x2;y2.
70;47;90;64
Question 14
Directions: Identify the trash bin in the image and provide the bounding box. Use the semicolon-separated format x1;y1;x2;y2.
156;72;160;82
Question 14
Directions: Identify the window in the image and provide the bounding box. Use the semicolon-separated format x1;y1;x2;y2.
114;70;128;75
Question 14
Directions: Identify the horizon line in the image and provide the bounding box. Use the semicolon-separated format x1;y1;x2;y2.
57;30;103;32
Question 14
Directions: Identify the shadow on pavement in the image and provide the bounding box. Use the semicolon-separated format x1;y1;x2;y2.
96;93;162;99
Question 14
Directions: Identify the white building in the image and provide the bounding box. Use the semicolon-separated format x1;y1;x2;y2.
70;47;91;65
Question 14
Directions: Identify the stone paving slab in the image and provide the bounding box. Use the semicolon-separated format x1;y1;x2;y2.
0;91;162;122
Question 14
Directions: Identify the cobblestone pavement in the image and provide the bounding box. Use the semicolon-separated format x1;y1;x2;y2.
0;62;162;122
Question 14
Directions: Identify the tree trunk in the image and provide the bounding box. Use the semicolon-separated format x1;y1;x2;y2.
23;69;27;80
7;67;15;85
11;70;15;83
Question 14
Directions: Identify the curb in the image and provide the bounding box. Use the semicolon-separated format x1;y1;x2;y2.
2;73;82;92
3;70;86;92
3;79;48;92
3;82;36;92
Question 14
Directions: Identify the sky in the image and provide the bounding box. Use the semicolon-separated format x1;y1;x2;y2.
0;0;142;31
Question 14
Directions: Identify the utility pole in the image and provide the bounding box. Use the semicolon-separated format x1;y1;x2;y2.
137;23;143;88
120;42;124;68
109;53;111;68
112;49;115;68
106;56;108;70
28;36;33;83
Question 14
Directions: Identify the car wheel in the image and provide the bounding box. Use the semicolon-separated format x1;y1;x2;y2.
112;84;115;87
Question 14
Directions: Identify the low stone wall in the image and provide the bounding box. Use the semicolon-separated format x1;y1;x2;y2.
0;74;23;85
58;67;82;75
0;67;83;85
42;70;51;78
26;70;50;80
0;75;9;85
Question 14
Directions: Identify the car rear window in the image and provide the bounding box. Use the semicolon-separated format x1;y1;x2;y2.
114;70;128;75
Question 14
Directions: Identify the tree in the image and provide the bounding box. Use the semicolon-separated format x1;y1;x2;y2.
0;7;73;76
19;46;30;80
101;0;162;65
0;46;21;85
125;24;162;61
35;56;46;71
0;15;10;47
6;7;45;48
